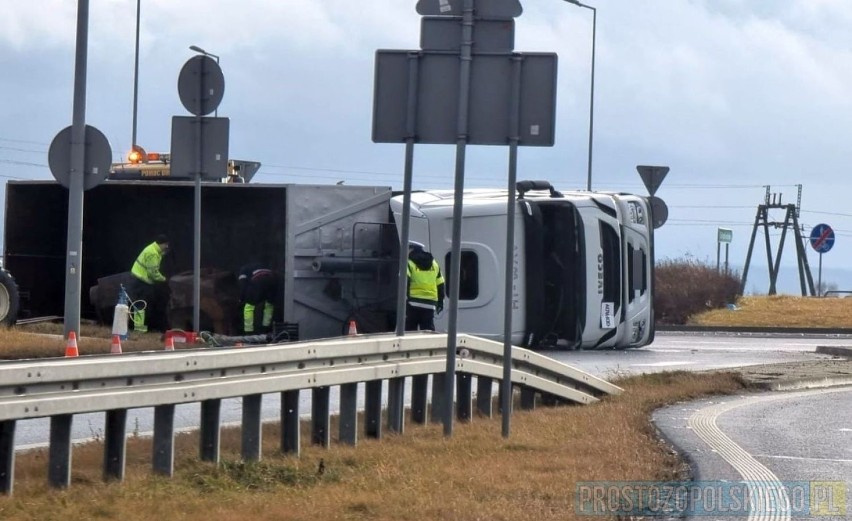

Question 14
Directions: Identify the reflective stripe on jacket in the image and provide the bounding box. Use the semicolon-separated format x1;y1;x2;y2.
407;259;444;306
131;242;166;284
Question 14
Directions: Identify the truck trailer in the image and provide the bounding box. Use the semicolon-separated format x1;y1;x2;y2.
1;178;654;349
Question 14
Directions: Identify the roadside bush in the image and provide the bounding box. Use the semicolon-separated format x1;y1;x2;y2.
654;257;741;324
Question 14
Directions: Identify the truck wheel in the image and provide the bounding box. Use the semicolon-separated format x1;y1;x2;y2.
0;269;19;327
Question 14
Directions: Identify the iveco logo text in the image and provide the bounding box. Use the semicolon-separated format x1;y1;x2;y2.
597;253;604;295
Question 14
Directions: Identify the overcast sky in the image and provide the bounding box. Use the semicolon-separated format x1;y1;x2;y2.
2;0;852;293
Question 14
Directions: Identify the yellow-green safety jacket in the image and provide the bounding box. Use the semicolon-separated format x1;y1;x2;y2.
131;242;167;284
407;259;444;308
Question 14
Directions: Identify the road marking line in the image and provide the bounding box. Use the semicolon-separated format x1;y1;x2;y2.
755;454;852;464
687;388;852;521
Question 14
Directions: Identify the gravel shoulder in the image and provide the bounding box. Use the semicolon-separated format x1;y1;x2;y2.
728;347;852;390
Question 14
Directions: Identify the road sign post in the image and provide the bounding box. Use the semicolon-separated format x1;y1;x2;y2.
809;224;835;296
373;0;552;439
176;54;226;332
717;228;732;273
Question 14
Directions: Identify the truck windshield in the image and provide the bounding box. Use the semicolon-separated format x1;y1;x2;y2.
599;221;621;316
521;200;585;348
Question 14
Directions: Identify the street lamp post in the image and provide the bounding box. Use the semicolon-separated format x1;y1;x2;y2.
565;0;596;191
189;45;220;117
131;0;141;148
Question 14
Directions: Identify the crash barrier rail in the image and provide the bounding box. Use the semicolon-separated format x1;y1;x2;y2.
822;290;852;298
0;332;621;494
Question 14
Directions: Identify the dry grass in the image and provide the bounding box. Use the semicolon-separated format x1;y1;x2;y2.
0;322;186;360
0;371;748;521
690;295;852;327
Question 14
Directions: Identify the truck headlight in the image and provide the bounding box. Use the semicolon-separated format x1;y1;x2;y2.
631;319;646;343
628;202;645;225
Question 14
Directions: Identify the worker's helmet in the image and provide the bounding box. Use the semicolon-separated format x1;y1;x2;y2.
408;241;425;251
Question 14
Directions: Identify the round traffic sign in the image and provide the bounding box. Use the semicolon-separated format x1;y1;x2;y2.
48;125;112;190
809;223;835;253
178;55;225;117
648;196;668;229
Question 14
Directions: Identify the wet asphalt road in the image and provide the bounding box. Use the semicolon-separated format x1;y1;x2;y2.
654;387;852;519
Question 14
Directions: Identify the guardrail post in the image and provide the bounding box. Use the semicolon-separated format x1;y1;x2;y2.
339;383;358;445
476;377;493;417
387;377;405;434
430;373;446;424
520;388;536;410
281;390;300;455
242;394;263;461
48;414;73;488
365;380;383;439
104;409;127;482
200;399;221;463
312;387;330;447
411;374;429;424
1;420;15;495
152;404;175;476
457;373;472;421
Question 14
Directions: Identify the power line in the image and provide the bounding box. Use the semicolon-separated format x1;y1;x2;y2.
0;145;47;155
0;159;48;168
0;137;50;146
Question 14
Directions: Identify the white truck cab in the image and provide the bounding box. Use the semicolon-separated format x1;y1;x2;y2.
390;181;655;350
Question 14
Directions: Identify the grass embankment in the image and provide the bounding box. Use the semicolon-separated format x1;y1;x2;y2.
0;371;747;521
690;295;852;328
0;322;184;360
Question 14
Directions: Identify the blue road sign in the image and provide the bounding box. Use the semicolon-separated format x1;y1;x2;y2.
810;223;835;253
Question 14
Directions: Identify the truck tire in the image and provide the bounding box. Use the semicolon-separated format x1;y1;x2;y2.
0;269;20;327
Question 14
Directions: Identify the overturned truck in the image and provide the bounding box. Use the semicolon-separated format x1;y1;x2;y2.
2;178;655;349
4;181;397;341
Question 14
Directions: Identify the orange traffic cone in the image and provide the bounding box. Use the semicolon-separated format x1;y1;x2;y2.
164;333;175;351
65;331;79;357
110;334;122;354
347;320;358;336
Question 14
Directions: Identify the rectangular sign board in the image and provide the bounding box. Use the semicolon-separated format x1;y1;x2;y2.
421;17;515;53
717;228;732;243
373;50;557;146
170;116;230;180
416;0;522;19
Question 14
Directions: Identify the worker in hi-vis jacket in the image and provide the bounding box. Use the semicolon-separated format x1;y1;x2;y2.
406;241;445;331
129;234;170;333
238;263;279;334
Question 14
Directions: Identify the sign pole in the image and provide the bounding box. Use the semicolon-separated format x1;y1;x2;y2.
725;243;729;274
818;253;823;296
501;54;523;439
63;0;90;339
444;0;475;437
394;53;420;337
716;240;720;273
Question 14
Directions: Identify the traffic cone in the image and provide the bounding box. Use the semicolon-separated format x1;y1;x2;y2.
110;334;122;354
65;331;79;357
164;333;175;351
347;320;358;336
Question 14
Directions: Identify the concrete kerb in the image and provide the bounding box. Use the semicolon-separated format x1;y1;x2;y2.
815;345;852;358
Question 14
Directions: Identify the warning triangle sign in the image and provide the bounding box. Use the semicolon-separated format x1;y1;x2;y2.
637;165;669;197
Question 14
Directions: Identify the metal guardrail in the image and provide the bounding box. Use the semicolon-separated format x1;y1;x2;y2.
0;332;620;494
822;290;852;298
